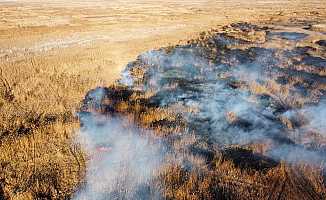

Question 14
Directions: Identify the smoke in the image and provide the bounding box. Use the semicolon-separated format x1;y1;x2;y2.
75;26;326;199
119;69;134;87
298;102;326;135
139;48;216;92
73;112;164;200
123;43;326;165
73;86;207;200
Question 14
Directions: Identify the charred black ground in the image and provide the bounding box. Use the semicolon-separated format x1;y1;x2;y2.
79;22;326;199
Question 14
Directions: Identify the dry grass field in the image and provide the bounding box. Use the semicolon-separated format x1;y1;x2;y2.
0;0;325;199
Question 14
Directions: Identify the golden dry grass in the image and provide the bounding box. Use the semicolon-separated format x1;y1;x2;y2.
0;55;103;199
0;0;325;199
160;160;326;200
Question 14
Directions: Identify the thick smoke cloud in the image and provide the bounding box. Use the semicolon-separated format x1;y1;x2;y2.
76;27;325;199
74;111;164;200
124;45;326;165
283;101;326;135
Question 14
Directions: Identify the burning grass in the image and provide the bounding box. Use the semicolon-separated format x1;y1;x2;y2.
78;22;326;199
1;17;325;199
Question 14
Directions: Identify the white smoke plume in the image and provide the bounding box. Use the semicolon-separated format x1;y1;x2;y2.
290;102;326;135
73;112;164;200
75;28;326;199
127;45;326;165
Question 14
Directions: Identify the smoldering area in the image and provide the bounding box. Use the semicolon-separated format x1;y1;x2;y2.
74;22;326;199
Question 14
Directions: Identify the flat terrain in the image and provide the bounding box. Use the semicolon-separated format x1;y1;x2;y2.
0;1;325;199
1;0;325;83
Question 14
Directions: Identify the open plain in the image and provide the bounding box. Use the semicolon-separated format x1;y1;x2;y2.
0;0;325;199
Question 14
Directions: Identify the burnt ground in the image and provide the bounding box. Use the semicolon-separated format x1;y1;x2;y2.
80;22;326;199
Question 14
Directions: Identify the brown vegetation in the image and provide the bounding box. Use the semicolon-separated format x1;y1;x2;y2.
0;56;101;199
161;160;326;200
78;21;326;199
1;1;326;199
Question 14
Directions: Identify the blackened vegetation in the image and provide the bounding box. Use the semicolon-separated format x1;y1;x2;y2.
0;179;6;200
80;85;186;135
81;86;133;114
268;32;308;41
220;147;278;171
316;40;326;47
81;22;326;199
